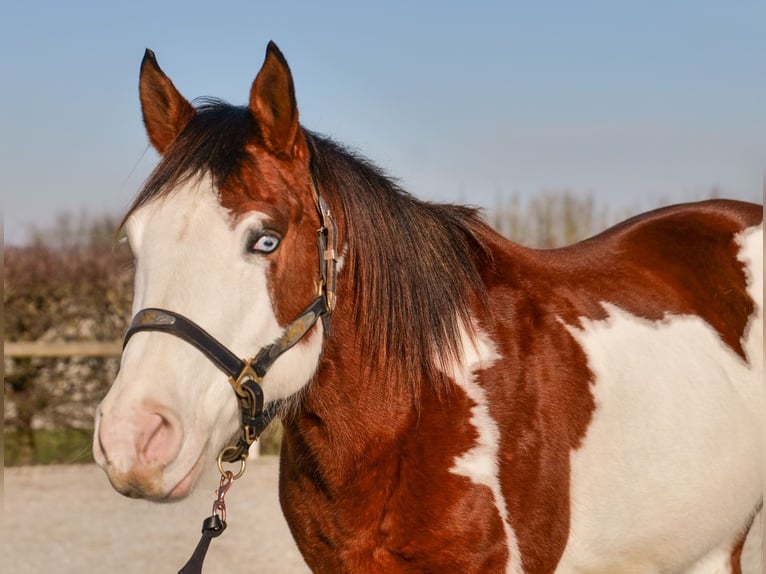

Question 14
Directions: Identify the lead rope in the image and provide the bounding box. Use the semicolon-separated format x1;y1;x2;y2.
177;455;246;574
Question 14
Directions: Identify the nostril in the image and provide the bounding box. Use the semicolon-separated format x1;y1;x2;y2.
95;405;182;476
97;430;109;464
138;411;181;467
93;411;111;466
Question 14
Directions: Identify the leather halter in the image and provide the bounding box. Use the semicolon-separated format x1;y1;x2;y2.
122;173;337;464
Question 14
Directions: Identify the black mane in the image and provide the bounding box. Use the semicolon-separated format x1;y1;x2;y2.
307;132;493;391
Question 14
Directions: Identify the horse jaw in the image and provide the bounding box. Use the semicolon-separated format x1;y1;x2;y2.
93;175;323;500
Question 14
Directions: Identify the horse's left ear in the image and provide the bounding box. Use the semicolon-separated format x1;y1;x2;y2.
250;42;308;161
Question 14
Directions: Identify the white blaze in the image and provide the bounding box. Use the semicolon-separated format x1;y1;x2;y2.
446;326;524;574
96;175;324;495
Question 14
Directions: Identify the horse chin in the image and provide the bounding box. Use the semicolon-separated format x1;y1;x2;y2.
164;449;207;501
103;447;208;502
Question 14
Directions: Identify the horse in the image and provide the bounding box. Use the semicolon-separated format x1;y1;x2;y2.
93;42;763;573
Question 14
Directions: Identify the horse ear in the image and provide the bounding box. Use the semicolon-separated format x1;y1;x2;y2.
249;42;308;160
139;49;195;154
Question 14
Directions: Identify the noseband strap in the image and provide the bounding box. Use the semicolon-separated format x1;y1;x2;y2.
122;170;337;464
124;309;245;378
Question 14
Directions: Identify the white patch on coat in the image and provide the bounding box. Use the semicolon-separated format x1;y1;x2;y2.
557;224;763;573
445;326;524;574
734;224;763;373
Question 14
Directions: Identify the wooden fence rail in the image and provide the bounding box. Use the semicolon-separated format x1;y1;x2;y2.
4;341;122;358
4;339;264;457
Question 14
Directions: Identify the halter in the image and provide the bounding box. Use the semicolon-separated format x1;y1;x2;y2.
122;171;337;465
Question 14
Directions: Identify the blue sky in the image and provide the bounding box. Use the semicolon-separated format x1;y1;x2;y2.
3;1;764;244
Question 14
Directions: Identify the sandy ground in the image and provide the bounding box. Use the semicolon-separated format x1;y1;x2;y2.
2;458;762;573
3;458;309;573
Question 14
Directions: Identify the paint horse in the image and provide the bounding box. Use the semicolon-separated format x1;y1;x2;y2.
94;42;763;573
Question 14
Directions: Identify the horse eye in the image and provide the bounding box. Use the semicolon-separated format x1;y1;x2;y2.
250;233;281;254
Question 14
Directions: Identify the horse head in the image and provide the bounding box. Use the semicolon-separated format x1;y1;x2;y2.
93;43;328;500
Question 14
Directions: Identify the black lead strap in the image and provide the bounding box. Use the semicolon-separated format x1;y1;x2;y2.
178;471;234;574
177;515;226;574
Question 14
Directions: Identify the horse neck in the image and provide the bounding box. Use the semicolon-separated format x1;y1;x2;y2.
282;191;431;483
282;157;493;483
283;297;419;481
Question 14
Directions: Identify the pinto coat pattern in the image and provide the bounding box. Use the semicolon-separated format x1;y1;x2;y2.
94;43;763;573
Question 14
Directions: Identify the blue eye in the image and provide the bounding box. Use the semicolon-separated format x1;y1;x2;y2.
250;233;281;254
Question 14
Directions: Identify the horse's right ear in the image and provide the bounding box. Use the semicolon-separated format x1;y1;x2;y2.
139;49;195;154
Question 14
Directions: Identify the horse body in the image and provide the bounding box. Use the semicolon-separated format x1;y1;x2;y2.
276;202;762;574
94;43;763;573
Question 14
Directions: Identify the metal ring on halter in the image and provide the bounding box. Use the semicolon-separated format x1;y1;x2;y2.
217;446;247;480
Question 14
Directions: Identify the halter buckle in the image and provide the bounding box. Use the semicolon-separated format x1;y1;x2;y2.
227;360;261;398
243;424;258;445
221;360;265;462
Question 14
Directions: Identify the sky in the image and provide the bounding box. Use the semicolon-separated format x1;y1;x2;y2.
2;0;764;244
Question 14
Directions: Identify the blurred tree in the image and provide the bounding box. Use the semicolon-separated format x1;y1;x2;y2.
491;187;726;248
492;190;611;248
4;213;133;464
27;212;122;249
